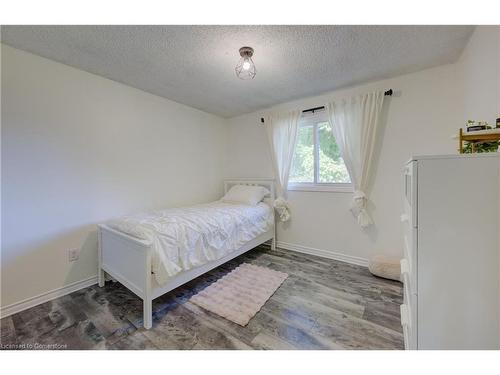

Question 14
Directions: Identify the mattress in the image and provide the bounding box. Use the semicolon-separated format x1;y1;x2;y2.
107;201;273;285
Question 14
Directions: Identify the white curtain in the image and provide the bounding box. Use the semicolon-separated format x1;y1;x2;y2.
265;110;301;222
326;91;385;228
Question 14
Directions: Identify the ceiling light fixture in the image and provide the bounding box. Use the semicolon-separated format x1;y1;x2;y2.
235;46;256;80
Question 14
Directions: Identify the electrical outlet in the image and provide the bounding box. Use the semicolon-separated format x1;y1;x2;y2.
68;248;80;262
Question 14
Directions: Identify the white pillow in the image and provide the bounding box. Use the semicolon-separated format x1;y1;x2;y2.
222;185;270;206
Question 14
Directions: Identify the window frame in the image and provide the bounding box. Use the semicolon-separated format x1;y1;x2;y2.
287;110;353;193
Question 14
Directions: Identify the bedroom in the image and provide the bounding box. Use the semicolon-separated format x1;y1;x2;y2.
1;0;500;372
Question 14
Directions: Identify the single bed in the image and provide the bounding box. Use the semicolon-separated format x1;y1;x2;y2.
97;179;275;329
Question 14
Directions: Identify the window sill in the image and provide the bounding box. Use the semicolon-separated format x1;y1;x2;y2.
287;183;354;193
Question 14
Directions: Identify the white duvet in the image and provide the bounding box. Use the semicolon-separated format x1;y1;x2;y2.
107;201;273;285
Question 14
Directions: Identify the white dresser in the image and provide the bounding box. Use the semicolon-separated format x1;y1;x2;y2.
400;154;500;349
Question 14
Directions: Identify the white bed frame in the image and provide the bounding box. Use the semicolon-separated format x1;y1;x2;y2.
97;179;275;329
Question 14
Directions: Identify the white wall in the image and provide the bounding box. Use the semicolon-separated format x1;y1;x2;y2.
227;63;463;262
1;45;228;308
457;26;500;125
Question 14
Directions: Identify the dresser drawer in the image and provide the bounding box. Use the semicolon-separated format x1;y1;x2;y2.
403;161;418;228
403;272;417;324
401;267;417;350
400;303;417;350
402;318;411;349
401;212;417;270
403;232;417;290
401;258;416;295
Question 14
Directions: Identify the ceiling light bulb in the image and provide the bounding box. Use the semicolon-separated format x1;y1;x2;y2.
235;46;256;80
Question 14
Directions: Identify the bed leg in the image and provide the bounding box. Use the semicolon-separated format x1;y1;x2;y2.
97;229;105;287
143;298;152;329
271;236;276;251
143;248;153;329
98;268;105;287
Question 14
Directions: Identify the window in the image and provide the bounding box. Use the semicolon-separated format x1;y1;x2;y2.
289;111;352;192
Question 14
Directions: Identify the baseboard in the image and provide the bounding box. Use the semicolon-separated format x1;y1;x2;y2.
276;241;369;267
0;276;98;318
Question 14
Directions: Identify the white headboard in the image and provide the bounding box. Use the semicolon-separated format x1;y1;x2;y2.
223;179;275;203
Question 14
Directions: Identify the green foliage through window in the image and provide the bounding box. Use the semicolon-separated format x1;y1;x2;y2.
290;125;314;182
289;121;351;184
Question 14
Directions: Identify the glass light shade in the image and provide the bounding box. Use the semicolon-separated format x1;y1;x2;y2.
235;47;256;80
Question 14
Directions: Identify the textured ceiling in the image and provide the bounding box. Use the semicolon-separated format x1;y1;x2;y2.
1;25;474;118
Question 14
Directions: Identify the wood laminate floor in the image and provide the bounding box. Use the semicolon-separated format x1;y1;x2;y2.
0;247;404;350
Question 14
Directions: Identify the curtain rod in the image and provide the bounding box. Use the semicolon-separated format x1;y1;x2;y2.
260;89;393;123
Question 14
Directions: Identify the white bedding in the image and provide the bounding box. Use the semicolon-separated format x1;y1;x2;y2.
107;201;273;285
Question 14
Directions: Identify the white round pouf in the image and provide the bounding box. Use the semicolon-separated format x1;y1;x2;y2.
368;254;401;281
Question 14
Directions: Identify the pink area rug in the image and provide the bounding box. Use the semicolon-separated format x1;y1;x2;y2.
189;263;288;326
